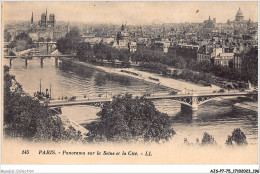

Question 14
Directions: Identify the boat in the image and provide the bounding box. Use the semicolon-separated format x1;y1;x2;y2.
148;76;160;81
34;79;52;101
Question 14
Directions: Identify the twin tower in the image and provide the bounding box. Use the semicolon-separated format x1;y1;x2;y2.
31;9;55;28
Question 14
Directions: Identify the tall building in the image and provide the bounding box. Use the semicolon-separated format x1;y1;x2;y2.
49;14;55;27
29;9;58;41
203;16;216;30
235;7;244;22
113;23;130;49
39;9;55;28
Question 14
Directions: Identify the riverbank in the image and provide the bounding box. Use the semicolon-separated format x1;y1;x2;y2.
59;57;220;93
234;102;258;112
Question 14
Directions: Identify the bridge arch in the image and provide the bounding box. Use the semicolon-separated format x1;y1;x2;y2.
172;100;192;107
149;97;192;107
197;94;249;106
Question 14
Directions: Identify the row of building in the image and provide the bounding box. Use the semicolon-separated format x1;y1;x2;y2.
4;7;257;73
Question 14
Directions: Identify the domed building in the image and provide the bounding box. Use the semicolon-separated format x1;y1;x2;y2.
112;23;137;52
116;24;130;43
226;7;253;31
113;23;130;49
235;7;244;22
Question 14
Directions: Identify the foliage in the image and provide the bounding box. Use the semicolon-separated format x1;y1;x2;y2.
132;46;257;86
76;42;93;62
3;66;82;142
56;27;81;54
85;94;175;143
65;27;81;53
10;32;34;51
201;132;216;145
93;42;107;61
4;29;12;42
241;47;258;85
226;128;248;146
38;37;45;42
9;51;16;56
56;37;73;54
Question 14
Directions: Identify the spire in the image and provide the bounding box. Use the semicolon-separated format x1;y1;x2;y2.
46;8;48;27
31;11;33;24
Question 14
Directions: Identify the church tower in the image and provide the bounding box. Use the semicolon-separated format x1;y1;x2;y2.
45;8;48;27
31;12;33;24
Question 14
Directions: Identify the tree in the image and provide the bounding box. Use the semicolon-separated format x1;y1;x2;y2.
65;27;81;53
76;42;92;62
4;29;12;42
226;128;248;146
15;32;33;44
9;51;16;56
201;132;216;145
4;66;83;141
56;27;81;54
85;94;175;143
38;37;45;42
56;37;72;54
46;37;51;42
11;32;34;51
241;47;258;85
93;43;112;62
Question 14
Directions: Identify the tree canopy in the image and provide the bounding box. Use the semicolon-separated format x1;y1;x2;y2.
4;65;82;141
226;128;248;146
76;42;93;62
86;94;175;143
9;32;34;51
38;37;45;42
56;27;81;54
4;29;12;42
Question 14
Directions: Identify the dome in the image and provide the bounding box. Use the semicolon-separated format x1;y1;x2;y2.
236;7;244;17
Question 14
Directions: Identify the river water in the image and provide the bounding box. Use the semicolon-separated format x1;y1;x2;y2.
4;57;258;146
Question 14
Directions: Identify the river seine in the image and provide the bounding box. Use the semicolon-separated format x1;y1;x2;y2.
4;57;258;146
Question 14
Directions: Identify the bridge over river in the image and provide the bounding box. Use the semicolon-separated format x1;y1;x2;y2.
47;91;257;114
4;54;75;67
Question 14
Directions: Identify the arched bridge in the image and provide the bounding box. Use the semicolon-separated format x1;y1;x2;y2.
47;91;257;113
146;92;256;112
4;54;75;67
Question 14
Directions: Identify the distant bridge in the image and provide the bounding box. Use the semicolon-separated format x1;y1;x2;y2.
4;54;75;67
47;91;257;113
4;54;75;59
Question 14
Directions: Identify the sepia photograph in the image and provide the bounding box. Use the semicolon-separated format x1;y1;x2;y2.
1;1;259;170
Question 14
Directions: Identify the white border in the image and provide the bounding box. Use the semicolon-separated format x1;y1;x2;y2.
0;0;259;173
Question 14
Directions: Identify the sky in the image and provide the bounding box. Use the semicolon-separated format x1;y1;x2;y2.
2;1;258;25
